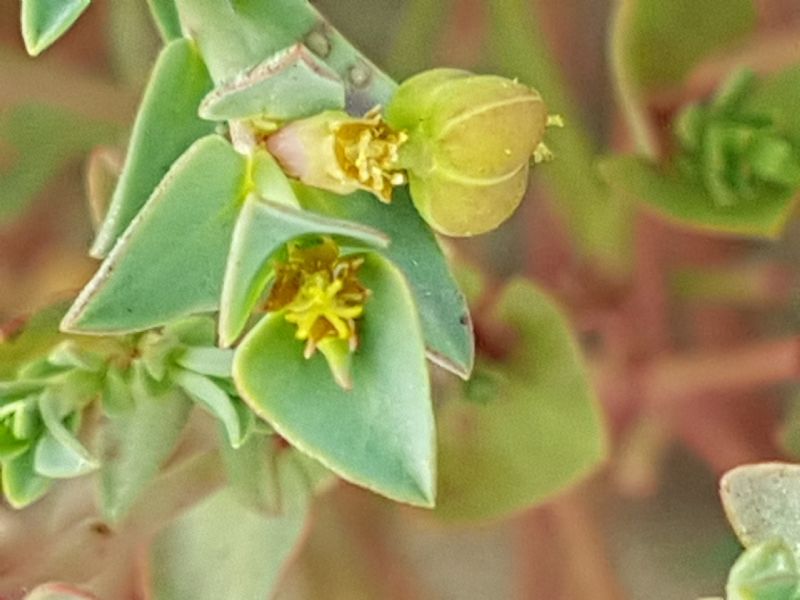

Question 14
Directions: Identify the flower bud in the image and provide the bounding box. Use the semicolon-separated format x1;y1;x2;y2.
385;69;550;237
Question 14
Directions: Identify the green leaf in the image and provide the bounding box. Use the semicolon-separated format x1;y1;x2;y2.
0;381;45;401
175;347;234;378
599;156;797;239
199;44;346;122
0;105;119;222
21;0;91;56
34;391;98;478
150;453;311;600
98;363;192;522
727;541;800;600
174;0;396;109
435;279;607;521
47;342;104;373
0;424;30;461
2;445;52;508
234;253;436;507
744;66;800;145
219;431;281;514
220;196;389;346
101;365;133;416
295;185;474;378
721;463;800;557
614;0;756;90
146;0;182;42
91;39;215;258
62;135;248;334
174;370;244;448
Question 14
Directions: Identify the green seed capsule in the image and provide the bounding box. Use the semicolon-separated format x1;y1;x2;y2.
386;69;550;237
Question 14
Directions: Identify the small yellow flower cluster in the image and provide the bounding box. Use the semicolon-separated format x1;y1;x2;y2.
331;107;408;203
266;238;369;360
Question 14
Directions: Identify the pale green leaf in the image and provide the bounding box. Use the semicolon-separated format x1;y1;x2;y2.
62;135;248;334
34;392;98;478
435;279;607;521
174;370;243;448
727;540;800;600
150;452;311;600
599;156;797;239
615;0;756;90
146;0;182;42
2;445;52;508
722;463;800;557
174;0;395;109
91;39;215;257
199;44;345;122
98;362;192;522
175;347;234;378
21;0;91;56
296;185;474;378
234;253;436;507
219;431;281;514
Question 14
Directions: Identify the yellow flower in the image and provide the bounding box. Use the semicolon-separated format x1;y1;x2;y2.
266;238;369;388
267;108;408;203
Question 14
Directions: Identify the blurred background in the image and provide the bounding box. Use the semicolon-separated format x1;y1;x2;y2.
3;1;800;598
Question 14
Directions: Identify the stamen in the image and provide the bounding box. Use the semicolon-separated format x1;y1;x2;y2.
266;239;369;358
331;107;408;203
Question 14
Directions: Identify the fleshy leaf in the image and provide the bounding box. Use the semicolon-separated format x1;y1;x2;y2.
2;445;52;508
599;156;797;239
91;39;215;258
175;347;234;378
174;370;244;448
146;0;182;41
62;135;248;334
98;363;192;522
150;452;311;600
34;391;98;478
234;253;435;507
614;0;756;90
173;0;395;109
219;431;281;514
21;0;91;56
727;540;800;600
199;44;345;122
435;279;607;521
744;66;800;146
721;463;800;557
295;185;474;378
220;196;389;346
